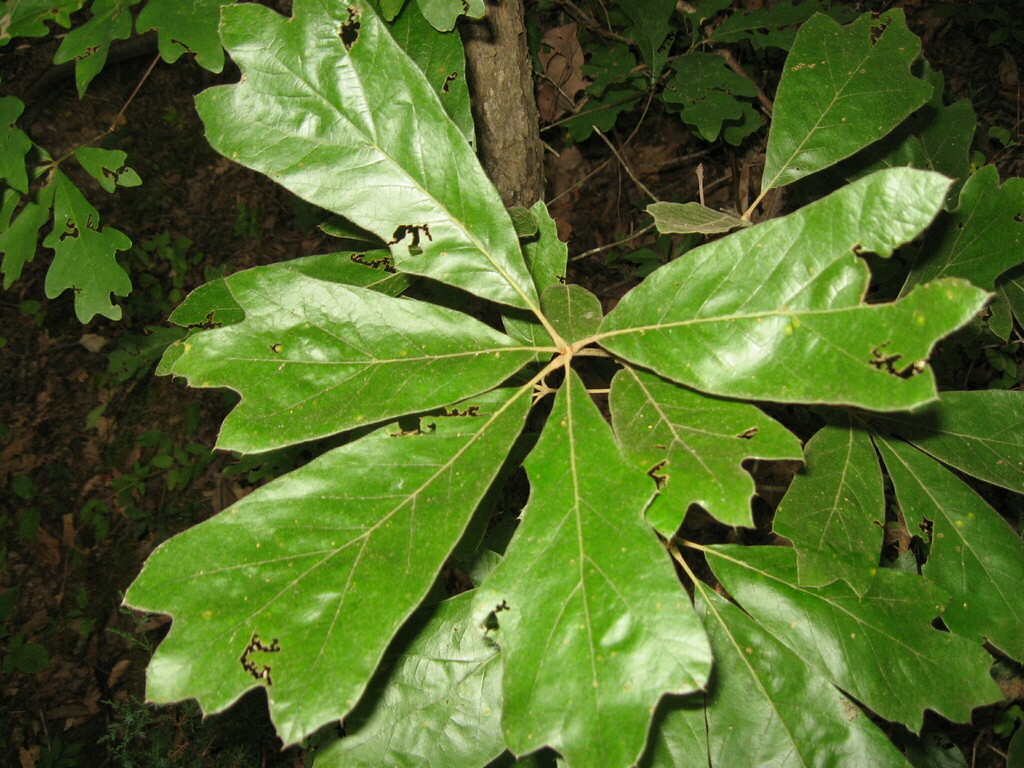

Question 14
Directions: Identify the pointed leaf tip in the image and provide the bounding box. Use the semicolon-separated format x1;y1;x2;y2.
197;0;537;310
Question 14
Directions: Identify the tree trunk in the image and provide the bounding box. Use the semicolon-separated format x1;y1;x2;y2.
459;0;545;208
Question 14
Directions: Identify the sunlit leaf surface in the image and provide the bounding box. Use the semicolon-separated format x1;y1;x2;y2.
599;169;987;411
610;366;800;531
196;0;538;309
125;388;530;746
875;435;1024;660
707;544;1000;729
473;371;712;768
762;10;931;190
163;268;539;453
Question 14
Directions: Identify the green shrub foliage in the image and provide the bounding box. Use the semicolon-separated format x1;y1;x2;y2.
11;0;1010;765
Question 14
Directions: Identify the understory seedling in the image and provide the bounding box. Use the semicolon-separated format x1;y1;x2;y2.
15;1;1012;766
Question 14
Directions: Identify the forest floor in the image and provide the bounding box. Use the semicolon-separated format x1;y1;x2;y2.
1;1;1022;767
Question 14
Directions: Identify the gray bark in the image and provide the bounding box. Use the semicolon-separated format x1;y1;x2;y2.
459;0;545;208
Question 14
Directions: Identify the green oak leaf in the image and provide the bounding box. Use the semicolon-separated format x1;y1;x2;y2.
598;169;989;411
997;266;1024;334
74;147;141;193
762;10;932;191
155;252;412;374
646;201;750;236
197;0;538;311
844;64;975;196
875;435;1024;660
610;366;801;532
161;267;541;453
867;390;1024;493
706;544;1000;729
583;43;640;97
52;0;136;96
0;0;83;45
618;0;676;76
662;53;758;143
508;206;539;238
136;0;231;72
503;200;567;348
706;0;836;51
911;67;974;186
902;166;1024;293
643;588;912;768
0;185;52;288
562;84;643;142
473;370;712;768
124;388;530;746
416;0;484;33
773;417;885;594
42;170;131;322
0;185;18;228
539;284;602;344
520;201;567;291
313;592;504;768
0;96;31;193
388;0;475;144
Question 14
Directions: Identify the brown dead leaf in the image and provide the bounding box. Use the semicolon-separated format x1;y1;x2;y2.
107;658;132;689
31;528;61;569
61;513;75;549
19;745;39;768
537;24;587;122
1000;49;1020;89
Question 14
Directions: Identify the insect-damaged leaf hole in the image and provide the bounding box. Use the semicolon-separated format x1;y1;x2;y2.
389;223;432;256
339;6;360;51
240;633;281;686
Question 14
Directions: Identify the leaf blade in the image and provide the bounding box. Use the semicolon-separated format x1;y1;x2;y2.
610;366;801;531
874;435;1024;660
763;10;932;190
124;387;531;746
196;0;538;310
313;592;504;768
165;268;541;453
473;370;712;768
644;588;913;768
773;418;885;594
706;544;1000;729
868;390;1024;493
599;169;987;411
42;170;132;322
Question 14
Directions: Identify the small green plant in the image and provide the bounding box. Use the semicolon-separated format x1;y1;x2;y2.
117;3;1024;768
934;0;1024;48
233;201;261;240
1;632;49;675
0;0;235;322
37;735;83;768
110;428;215;537
605;231;699;278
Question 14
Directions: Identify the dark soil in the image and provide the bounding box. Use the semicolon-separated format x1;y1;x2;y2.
1;2;1021;767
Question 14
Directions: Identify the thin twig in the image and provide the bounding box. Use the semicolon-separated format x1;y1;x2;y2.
111;51;162;131
51;51;162;167
593;126;660;202
570;222;656;261
552;0;633;45
547;92;655;206
715;49;773;115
